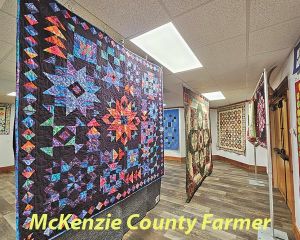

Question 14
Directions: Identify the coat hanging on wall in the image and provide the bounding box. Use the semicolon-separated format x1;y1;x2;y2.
16;1;164;239
0;103;11;135
183;87;212;202
217;103;246;155
254;80;267;148
163;109;179;150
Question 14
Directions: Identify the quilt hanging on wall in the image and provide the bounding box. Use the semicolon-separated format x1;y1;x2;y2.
183;87;212;202
16;1;164;239
0;103;11;135
295;80;300;196
254;80;267;148
217;103;246;155
163;109;179;150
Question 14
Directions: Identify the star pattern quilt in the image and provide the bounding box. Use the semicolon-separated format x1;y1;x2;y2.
183;87;212;202
16;1;164;239
217;103;246;155
163;109;179;150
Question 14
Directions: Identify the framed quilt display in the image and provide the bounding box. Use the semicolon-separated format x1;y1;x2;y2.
183;87;212;202
0;103;11;135
163;109;179;150
16;1;164;239
217;103;246;155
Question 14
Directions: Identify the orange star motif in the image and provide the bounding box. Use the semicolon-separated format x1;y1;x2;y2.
102;96;140;145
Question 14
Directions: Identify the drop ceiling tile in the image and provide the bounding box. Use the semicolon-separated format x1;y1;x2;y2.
5;47;15;63
74;0;170;38
0;11;15;44
249;18;300;56
0;59;15;75
0;78;15;95
0;69;15;82
195;35;247;80
0;0;16;16
247;48;290;89
173;0;246;47
176;68;212;83
161;0;211;17
0;41;13;61
250;0;300;32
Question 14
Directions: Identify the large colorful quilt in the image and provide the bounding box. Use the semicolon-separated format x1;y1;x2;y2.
254;80;267;148
183;87;212;202
16;1;164;239
0;103;11;135
163;109;179;150
217;103;246;155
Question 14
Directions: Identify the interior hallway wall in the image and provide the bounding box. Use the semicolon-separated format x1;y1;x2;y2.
164;108;186;158
210;103;268;167
271;44;300;233
0;103;15;168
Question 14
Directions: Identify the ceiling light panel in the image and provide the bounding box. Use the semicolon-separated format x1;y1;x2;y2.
202;91;225;101
131;22;202;73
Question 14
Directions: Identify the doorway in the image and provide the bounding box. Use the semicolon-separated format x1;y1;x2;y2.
270;78;295;212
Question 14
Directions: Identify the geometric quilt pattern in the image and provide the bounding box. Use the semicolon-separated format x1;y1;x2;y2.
217;103;246;155
163;109;179;150
183;87;213;202
16;1;164;239
0;103;11;135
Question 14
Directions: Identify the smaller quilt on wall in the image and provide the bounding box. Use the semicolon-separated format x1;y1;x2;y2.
0;104;11;135
183;87;212;202
247;100;257;143
163;109;179;150
254;80;267;148
217;103;246;155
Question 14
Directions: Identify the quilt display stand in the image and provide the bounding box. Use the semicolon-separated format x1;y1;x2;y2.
257;69;288;240
249;142;265;187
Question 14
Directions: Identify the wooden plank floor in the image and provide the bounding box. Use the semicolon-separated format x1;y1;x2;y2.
0;160;294;240
124;160;295;240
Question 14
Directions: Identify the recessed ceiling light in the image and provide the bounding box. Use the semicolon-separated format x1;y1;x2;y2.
202;91;225;101
7;92;16;97
131;22;202;73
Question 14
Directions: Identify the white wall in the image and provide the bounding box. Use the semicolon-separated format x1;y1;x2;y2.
210;103;268;167
164;108;186;158
0;104;15;167
271;47;300;231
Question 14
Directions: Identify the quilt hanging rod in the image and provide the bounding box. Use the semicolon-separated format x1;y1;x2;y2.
251;72;264;99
